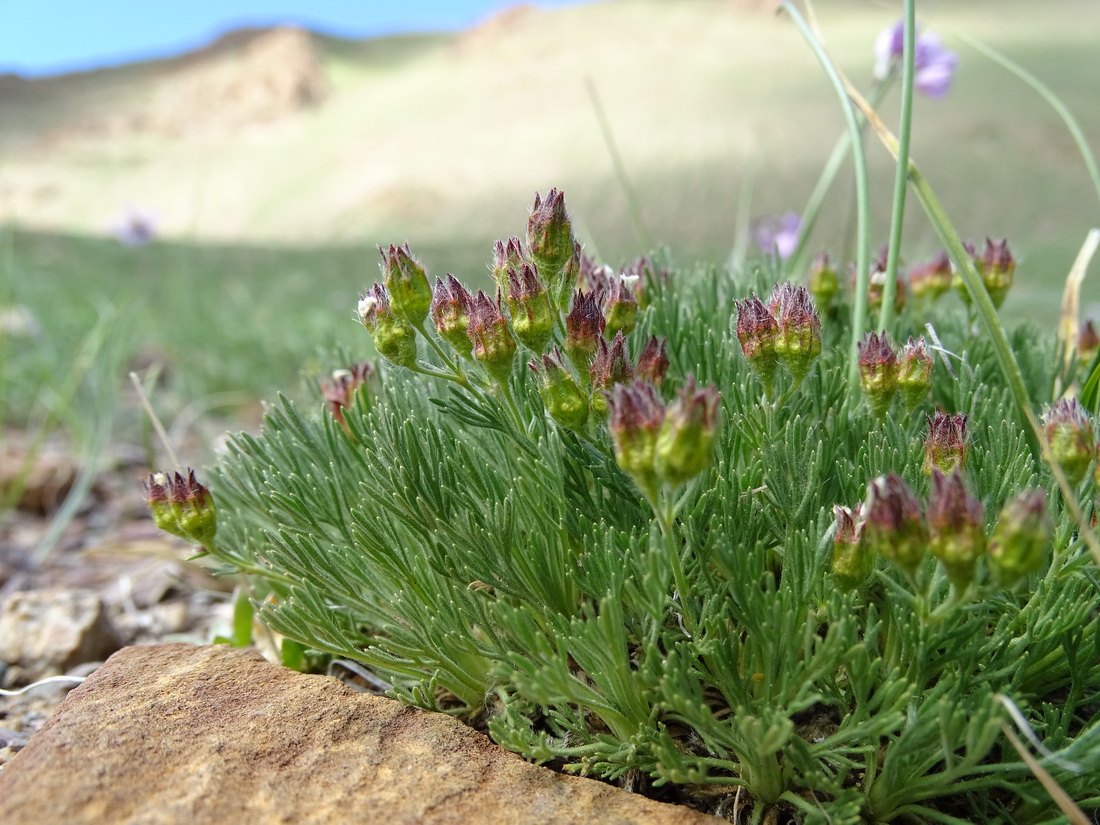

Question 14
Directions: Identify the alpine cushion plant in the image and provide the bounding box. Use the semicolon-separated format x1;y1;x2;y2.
145;13;1100;825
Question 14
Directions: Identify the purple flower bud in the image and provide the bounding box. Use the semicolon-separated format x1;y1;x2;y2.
607;382;666;497
505;262;555;353
529;347;588;431
321;362;377;426
898;337;933;411
527;189;577;286
430;275;474;358
467;289;517;386
908;251;953;302
989;489;1050;586
491;237;527;289
977;238;1015;309
358;284;418;368
768;282;822;382
656;376;721;488
865;248;908;313
862;473;927;577
1078;320;1100;365
603;275;639;338
144;469;218;547
1042;397;1094;485
734;294;780;395
589;332;635;417
832;505;872;589
636;336;670;386
927;468;986;590
380;243;432;327
808;252;839;311
563;290;606;377
924;411;968;475
857;332;899;419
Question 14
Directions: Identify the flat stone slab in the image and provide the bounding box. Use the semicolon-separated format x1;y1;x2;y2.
0;643;720;824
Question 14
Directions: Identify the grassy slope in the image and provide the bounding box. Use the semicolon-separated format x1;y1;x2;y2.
2;0;1099;434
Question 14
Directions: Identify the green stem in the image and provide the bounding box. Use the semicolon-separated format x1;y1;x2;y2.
878;0;916;332
786;80;891;277
585;76;653;250
413;320;470;385
778;2;872;395
659;489;697;638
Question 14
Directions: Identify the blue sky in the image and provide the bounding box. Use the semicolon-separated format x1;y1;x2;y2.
0;1;592;77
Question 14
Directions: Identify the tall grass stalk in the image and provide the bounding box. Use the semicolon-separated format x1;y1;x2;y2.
778;1;871;391
877;0;916;332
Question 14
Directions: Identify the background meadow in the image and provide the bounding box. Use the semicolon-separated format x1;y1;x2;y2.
2;0;1099;461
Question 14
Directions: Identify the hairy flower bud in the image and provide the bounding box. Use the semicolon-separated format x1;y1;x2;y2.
530;348;588;431
1042;398;1094;485
430;275;474;358
608;382;666;497
505;262;555;353
768;282;822;382
636;336;670;386
734;294;780;395
989;489;1050;586
589;333;635;416
491;237;527;290
977;238;1015;309
927;468;986;590
564;291;606;377
603;275;639;338
656;377;721;488
862;473;927;577
832;505;871;589
898;337;934;410
808;252;839;311
908;251;953;302
380;243;432;327
527;189;576;287
358;284;418;368
857;332;899;419
468;289;517;386
924;412;968;475
145;469;218;547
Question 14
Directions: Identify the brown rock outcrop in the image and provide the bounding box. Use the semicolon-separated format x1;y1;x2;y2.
0;643;721;824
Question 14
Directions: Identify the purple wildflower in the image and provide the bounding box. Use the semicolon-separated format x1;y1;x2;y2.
754;212;801;260
873;21;959;99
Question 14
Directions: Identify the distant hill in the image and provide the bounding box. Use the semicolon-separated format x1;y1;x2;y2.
1;0;1098;283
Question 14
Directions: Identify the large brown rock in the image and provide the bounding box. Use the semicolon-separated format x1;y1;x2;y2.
0;643;721;824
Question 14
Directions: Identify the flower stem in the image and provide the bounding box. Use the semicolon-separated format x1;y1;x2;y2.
778;2;872;396
877;0;916;332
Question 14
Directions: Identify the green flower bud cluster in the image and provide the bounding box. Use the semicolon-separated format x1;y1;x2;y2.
923;411;968;475
839;470;1050;593
354;192;669;441
607;378;720;498
734;282;822;397
952;238;1016;309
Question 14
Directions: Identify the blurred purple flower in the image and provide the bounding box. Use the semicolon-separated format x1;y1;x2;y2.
113;209;157;247
873;21;959;99
754;212;801;260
